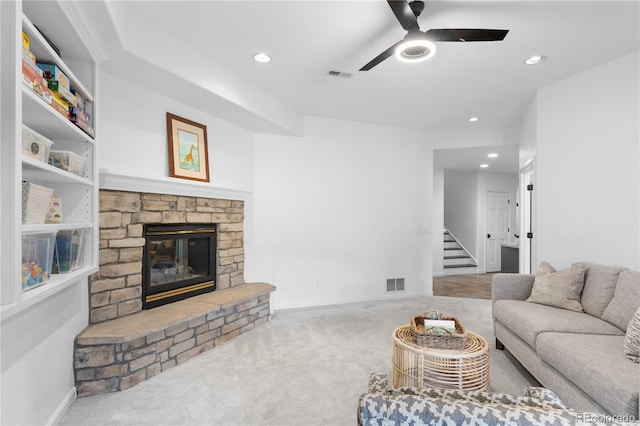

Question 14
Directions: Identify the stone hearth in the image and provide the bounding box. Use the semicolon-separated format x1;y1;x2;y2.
74;282;274;397
74;188;275;397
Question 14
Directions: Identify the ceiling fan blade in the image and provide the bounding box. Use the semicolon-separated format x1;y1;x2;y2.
359;41;403;71
388;0;420;32
425;28;509;42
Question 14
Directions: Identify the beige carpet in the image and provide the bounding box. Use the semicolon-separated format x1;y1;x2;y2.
59;296;537;425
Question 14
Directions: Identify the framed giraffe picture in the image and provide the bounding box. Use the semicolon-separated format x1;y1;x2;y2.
166;113;210;182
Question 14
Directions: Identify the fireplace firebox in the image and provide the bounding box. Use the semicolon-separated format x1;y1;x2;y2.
143;223;216;309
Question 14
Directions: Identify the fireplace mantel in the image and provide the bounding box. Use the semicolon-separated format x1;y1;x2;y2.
99;169;252;201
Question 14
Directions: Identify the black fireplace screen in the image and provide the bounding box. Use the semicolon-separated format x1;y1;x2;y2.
143;223;216;309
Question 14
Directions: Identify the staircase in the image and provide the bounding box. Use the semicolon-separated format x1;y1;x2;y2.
443;229;478;274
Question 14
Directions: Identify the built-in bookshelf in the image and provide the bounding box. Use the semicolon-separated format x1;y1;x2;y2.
0;0;98;319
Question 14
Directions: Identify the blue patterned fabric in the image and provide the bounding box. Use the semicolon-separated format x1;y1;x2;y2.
357;373;622;426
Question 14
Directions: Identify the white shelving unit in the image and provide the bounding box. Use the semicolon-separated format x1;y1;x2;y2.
0;1;99;320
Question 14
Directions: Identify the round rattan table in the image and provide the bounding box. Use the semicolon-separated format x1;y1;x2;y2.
392;325;490;391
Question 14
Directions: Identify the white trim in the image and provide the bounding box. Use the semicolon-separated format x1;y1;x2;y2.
48;387;76;426
271;291;431;312
99;169;253;201
57;1;111;62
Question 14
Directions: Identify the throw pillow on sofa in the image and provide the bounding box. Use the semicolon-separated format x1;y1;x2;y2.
526;261;586;312
624;305;640;363
573;261;628;318
602;270;640;331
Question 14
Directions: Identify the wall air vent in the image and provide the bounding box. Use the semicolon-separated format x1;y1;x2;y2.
327;70;353;78
387;278;405;292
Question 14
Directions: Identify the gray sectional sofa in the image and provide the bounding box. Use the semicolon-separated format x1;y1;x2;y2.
492;262;639;419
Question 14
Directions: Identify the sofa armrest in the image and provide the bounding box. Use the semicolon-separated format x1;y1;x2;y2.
491;273;535;304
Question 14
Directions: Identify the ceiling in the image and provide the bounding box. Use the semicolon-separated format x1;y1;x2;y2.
85;1;639;172
434;144;519;173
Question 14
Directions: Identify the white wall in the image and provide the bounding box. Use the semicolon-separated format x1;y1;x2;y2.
518;96;537;170
98;73;437;309
252;117;433;309
432;168;444;275
443;170;478;257
1;282;89;425
536;51;640;269
98;72;255;192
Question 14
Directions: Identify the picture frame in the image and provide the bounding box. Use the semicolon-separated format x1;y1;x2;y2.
166;113;210;182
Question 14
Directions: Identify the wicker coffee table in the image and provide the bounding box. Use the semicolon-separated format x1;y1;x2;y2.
392;325;489;391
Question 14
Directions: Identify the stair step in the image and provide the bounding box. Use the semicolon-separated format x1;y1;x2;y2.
444;247;461;250
444;263;477;269
444;255;470;259
444;239;456;243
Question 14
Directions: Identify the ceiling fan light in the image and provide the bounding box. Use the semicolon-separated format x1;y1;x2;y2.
395;39;436;63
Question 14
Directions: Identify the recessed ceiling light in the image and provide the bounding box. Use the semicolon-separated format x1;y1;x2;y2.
480;164;489;168
468;117;479;122
488;153;498;158
525;55;545;65
253;53;271;63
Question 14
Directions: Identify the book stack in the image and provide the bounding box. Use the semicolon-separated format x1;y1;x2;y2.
422;319;456;334
37;63;76;120
70;90;95;138
21;31;53;105
21;31;94;138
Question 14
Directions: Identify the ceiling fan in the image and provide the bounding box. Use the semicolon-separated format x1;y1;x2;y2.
360;0;509;71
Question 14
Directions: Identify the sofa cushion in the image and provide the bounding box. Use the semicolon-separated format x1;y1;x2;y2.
527;262;586;312
358;391;583;426
574;262;628;318
536;332;639;416
624;306;640;363
493;300;623;348
603;270;640;330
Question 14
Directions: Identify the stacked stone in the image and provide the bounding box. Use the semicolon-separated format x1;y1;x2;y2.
91;190;245;324
75;291;271;397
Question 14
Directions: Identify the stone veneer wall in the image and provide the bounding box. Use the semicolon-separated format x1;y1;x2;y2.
91;190;245;323
74;285;274;397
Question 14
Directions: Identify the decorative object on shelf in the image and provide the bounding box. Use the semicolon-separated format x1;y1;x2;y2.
53;228;86;273
22;181;54;224
166;113;210;182
49;150;86;177
410;311;468;349
22;124;53;163
45;194;62;224
21;231;57;291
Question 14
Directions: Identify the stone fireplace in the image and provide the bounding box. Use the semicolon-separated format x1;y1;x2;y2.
89;190;246;323
73;187;275;397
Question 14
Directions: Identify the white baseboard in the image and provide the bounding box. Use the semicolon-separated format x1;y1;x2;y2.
48;387;76;425
272;291;432;312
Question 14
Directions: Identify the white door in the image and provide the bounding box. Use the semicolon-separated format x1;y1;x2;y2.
485;191;509;272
